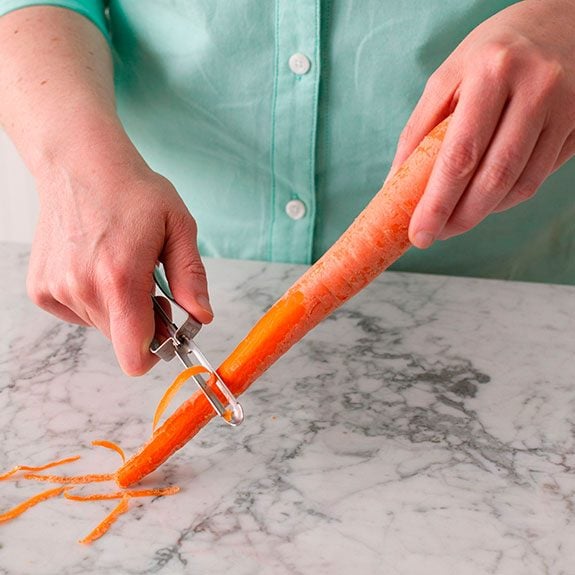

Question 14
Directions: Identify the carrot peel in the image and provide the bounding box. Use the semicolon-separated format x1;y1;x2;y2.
152;365;210;430
0;456;81;481
91;440;126;463
0;487;67;524
78;495;130;544
23;472;115;484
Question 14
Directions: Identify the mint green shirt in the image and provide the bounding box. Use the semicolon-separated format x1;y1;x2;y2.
2;0;574;283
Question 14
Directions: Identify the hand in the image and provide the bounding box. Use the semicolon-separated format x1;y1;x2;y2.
27;160;213;376
391;0;575;249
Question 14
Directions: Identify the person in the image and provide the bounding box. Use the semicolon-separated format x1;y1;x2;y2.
1;0;574;376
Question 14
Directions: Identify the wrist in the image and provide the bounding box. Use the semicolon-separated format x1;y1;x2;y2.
32;109;150;189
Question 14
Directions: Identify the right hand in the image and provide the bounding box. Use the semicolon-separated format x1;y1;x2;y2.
27;160;213;376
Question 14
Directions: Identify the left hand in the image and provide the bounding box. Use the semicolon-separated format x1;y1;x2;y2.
391;0;575;249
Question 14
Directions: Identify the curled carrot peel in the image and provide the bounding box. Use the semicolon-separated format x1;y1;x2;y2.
152;365;210;430
0;487;67;524
116;115;452;488
64;486;180;501
78;495;130;545
91;440;126;463
0;456;81;481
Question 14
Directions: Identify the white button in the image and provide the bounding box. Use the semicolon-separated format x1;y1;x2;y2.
285;199;306;220
289;53;311;75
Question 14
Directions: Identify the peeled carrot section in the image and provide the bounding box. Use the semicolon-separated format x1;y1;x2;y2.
0;487;66;524
0;456;81;481
78;495;129;544
116;115;452;488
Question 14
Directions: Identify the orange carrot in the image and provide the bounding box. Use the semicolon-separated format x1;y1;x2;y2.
116;115;451;487
0;456;81;481
78;495;129;544
0;487;66;523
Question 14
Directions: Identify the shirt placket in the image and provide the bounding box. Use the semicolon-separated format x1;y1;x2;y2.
269;0;321;263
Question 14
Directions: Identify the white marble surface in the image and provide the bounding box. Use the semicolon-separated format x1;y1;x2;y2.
1;242;575;575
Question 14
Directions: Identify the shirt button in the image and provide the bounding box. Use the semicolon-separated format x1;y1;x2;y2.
288;53;311;75
285;199;306;220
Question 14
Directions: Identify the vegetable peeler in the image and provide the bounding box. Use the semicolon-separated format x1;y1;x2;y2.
150;265;244;426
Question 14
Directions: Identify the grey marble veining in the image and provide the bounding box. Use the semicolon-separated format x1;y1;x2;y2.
1;242;574;575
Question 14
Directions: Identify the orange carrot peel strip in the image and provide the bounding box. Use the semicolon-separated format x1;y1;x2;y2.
91;440;126;463
64;485;180;501
152;365;210;430
23;473;115;484
0;487;67;524
0;456;81;481
78;495;130;544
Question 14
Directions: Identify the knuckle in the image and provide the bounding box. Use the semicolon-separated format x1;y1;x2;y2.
180;258;207;283
26;281;51;309
99;264;133;299
480;157;518;192
173;211;199;238
483;42;514;78
446;213;475;236
529;61;565;103
440;140;481;180
510;180;538;203
424;67;449;96
541;61;564;90
64;269;93;303
425;198;452;220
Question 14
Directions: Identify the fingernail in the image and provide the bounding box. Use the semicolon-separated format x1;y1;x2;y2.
197;294;213;317
414;231;435;249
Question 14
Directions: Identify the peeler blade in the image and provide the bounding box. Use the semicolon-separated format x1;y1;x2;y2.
150;265;244;427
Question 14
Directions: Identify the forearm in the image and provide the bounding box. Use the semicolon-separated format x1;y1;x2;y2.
0;6;144;180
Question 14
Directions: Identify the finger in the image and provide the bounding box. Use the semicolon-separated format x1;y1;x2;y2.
26;278;91;326
439;98;544;239
162;214;213;324
390;68;458;175
408;76;509;249
107;270;159;376
552;131;575;172
35;297;90;327
494;126;567;213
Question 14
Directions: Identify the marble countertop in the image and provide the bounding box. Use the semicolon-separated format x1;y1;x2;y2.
1;242;575;574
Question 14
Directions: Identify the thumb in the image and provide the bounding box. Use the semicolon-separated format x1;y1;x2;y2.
162;214;213;324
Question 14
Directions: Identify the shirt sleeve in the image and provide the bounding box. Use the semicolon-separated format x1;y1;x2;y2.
0;1;109;41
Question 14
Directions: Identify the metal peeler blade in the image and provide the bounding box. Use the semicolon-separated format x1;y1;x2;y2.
150;265;244;426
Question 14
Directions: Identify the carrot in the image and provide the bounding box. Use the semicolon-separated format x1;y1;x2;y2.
23;472;114;484
0;456;81;481
116;115;451;487
0;487;67;524
91;440;126;462
78;495;129;544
